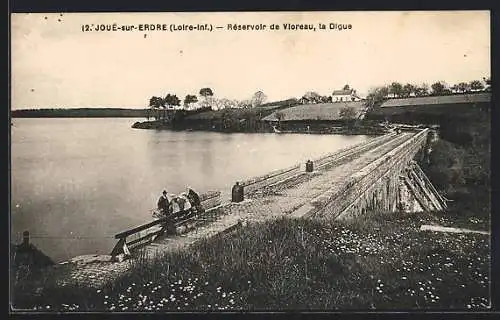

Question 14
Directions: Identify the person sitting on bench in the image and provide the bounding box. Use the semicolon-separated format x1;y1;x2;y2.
157;190;170;217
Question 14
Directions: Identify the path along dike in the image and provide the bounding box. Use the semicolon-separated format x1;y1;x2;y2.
40;131;420;289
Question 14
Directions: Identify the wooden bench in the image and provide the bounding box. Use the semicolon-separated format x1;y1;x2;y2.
110;191;221;258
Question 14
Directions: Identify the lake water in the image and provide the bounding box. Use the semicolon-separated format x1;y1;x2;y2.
10;118;371;262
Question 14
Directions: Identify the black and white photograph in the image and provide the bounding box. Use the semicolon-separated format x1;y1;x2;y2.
10;11;492;312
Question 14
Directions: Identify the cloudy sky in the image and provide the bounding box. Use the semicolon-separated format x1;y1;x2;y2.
11;11;490;109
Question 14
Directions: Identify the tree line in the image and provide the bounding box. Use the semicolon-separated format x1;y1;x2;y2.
148;88;269;121
364;77;491;111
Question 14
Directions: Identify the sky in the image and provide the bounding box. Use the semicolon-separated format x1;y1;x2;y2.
11;11;490;109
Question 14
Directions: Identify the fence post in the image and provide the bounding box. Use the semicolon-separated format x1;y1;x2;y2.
22;230;30;249
306;160;314;172
232;182;244;202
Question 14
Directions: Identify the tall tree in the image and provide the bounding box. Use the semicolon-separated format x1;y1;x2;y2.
251;91;268;107
161;94;181;122
343;84;351;91
184;94;198;109
415;83;430;97
469;80;484;92
364;86;389;112
172;95;181;107
378;86;390;98
431;82;446;96
199;88;214;107
148;96;163;120
402;83;416;98
457;82;470;93
389;82;403;98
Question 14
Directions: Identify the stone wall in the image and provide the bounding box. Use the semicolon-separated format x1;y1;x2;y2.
199;191;222;210
307;129;444;221
240;133;398;195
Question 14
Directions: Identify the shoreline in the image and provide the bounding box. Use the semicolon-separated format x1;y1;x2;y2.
131;120;390;136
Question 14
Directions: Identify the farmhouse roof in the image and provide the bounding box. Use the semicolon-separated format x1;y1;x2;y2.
379;92;490;108
262;102;365;122
332;89;354;96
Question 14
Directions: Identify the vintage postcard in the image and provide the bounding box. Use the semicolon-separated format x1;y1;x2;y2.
10;11;491;312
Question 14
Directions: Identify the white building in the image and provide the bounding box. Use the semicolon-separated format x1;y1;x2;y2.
331;89;362;102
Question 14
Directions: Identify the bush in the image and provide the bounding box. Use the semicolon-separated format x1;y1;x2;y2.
438;111;490;148
425;140;466;192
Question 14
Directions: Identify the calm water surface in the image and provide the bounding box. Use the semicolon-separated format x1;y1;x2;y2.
11;118;371;262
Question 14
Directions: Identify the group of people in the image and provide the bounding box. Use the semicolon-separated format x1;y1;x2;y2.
155;187;203;220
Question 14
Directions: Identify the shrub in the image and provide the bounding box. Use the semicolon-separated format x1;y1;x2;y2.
425;140;466;192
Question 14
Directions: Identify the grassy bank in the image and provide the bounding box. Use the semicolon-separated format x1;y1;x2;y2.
13;207;490;312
